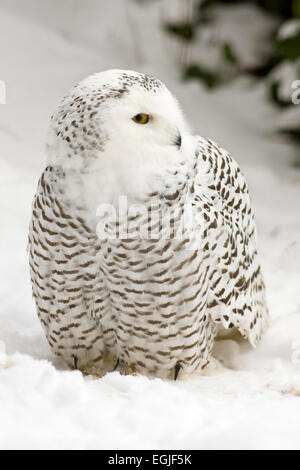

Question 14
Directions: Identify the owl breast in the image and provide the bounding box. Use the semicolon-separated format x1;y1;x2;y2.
97;186;216;378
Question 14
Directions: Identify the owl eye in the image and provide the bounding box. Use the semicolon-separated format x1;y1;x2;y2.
132;113;150;124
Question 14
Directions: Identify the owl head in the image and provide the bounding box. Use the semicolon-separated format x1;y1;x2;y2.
46;69;192;175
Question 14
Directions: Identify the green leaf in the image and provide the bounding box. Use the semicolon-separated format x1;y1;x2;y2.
222;42;238;65
292;0;300;18
164;22;195;42
278;33;300;61
183;64;221;89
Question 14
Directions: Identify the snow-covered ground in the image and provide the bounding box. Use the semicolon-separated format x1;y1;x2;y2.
0;0;300;450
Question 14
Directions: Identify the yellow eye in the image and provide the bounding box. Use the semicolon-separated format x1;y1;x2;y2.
132;113;150;124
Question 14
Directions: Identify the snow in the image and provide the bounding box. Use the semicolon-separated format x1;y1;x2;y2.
278;19;300;41
0;0;300;450
192;4;278;69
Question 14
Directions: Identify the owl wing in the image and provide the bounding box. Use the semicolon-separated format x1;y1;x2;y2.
28;166;107;369
193;136;268;345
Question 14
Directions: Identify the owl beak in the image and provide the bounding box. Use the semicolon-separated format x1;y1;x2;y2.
174;132;182;149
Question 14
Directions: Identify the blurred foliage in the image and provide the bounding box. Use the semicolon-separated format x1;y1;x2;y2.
164;0;300;160
278;31;300;61
279;128;300;144
183;64;221;88
164;22;195;41
198;0;300;18
269;81;295;108
222;42;238;65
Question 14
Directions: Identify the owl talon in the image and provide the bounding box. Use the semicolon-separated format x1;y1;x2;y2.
112;358;120;372
73;355;78;370
174;362;182;381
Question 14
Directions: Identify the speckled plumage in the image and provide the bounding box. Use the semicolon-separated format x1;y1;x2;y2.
28;69;268;379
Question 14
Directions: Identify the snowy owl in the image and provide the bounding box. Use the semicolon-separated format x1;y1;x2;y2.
28;69;268;379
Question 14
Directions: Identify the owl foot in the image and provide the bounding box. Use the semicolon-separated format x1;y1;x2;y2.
111;357;137;376
174;362;182;380
112;358;120;372
119;363;137;376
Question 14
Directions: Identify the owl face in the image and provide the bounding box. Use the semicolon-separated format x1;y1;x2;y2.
100;79;189;156
47;70;192;175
